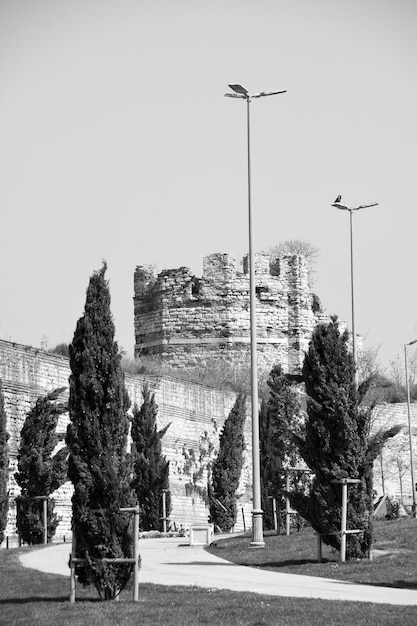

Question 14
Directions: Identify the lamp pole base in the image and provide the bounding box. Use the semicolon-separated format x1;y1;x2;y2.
250;508;265;548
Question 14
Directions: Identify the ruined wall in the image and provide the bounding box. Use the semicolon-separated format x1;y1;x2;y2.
134;252;330;374
0;339;252;544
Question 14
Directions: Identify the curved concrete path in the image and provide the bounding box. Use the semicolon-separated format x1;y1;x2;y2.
20;537;417;606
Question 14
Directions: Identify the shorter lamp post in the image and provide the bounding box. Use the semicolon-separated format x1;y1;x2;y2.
404;339;417;518
332;199;378;388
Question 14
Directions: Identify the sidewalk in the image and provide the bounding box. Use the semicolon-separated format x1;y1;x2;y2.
19;537;417;606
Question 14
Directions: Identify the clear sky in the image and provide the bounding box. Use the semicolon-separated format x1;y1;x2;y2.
1;0;416;371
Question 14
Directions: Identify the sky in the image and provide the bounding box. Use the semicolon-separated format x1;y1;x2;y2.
1;0;417;373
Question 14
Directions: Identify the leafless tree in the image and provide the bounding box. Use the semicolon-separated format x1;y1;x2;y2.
379;432;410;503
389;344;417;397
358;345;382;383
262;240;319;284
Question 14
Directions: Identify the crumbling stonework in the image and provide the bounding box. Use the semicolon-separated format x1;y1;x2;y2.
0;339;252;545
134;252;330;374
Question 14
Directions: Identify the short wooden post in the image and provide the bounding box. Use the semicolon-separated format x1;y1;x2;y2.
340;481;347;563
133;504;139;602
272;497;278;535
120;505;140;602
284;467;313;537
267;496;278;534
161;490;167;533
276;499;281;535
43;497;48;545
70;533;76;604
332;478;361;563
317;534;322;563
285;473;291;536
33;495;48;544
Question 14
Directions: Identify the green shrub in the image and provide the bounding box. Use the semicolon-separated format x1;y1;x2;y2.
15;387;68;544
289;317;401;560
67;263;135;600
209;394;246;531
130;384;171;531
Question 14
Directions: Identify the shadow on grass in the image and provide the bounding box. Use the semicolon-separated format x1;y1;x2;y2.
392;581;417;590
245;558;332;568
0;596;70;605
360;580;417;590
163;560;237;566
0;595;102;605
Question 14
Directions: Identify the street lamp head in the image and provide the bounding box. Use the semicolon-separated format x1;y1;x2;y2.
332;202;351;211
406;339;417;347
332;201;379;212
228;84;249;95
354;203;378;211
226;85;287;101
224;93;247;99
252;89;287;98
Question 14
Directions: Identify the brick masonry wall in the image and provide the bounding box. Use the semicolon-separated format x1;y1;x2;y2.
134;253;331;374
0;339;253;544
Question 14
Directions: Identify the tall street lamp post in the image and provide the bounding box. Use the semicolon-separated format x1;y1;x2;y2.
332;199;378;388
404;339;417;518
225;83;286;547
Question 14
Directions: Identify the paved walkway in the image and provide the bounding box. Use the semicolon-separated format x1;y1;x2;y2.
19;537;417;606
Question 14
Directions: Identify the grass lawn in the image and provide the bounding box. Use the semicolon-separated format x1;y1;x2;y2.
0;518;416;625
207;517;417;588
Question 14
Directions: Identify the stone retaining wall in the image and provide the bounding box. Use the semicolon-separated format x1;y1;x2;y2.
0;339;253;544
2;338;416;546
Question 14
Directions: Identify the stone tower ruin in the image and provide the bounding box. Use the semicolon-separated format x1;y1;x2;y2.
133;252;330;375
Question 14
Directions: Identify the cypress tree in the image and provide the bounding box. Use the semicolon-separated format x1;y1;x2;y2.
260;365;302;530
289;317;400;559
0;381;9;545
130;383;171;531
15;387;68;544
209;394;246;531
66;263;134;600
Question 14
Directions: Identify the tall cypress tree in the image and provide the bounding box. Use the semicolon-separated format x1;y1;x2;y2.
15;387;68;544
67;263;134;600
289;317;400;559
260;365;302;530
0;381;9;545
130;383;171;531
209;394;246;531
